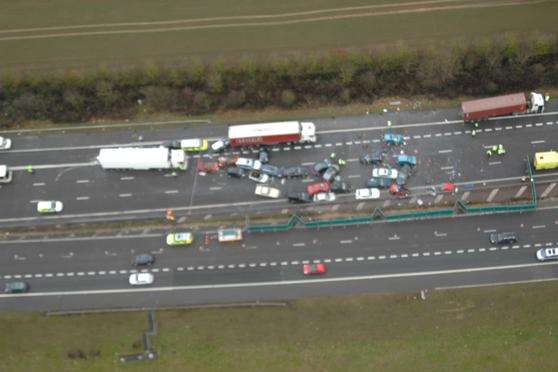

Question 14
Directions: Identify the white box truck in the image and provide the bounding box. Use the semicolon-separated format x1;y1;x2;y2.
97;147;188;170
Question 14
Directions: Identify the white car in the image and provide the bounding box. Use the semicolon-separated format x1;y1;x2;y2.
0;165;12;184
536;248;558;262
129;273;154;286
372;167;398;179
218;228;243;242
255;185;281;199
248;171;269;183
211;138;229;152
37;200;63;214
313;192;336;202
235;157;262;171
0;136;11;150
355;188;381;200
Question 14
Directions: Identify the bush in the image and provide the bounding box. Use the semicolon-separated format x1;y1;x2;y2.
0;33;556;127
280;89;297;108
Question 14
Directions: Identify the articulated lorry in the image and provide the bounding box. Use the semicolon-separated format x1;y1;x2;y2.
97;147;187;170
228;121;316;147
534;151;558;171
461;92;546;122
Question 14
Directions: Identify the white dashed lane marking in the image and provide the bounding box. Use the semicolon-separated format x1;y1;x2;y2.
4;239;553;280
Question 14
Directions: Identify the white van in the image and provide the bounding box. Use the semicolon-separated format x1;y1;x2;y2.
0;165;12;183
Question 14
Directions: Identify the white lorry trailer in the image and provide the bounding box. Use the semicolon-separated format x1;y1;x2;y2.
97;147;187;170
228;121;317;147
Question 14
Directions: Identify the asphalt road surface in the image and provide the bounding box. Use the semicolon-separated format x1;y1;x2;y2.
1;103;558;226
1;205;557;312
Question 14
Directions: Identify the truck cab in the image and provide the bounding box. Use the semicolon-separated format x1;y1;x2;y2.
0;136;11;150
300;122;317;143
528;92;545;113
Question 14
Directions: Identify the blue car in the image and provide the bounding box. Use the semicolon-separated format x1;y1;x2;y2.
383;133;404;146
397;154;417;167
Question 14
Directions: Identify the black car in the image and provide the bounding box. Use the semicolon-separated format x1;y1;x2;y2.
396;165;412;186
489;232;518;245
260;164;283;178
322;165;340;182
133;254;155;267
359;150;384;165
331;180;352;193
258;149;269;164
366;177;393;188
282;166;308;178
313;161;331;175
287;192;312;204
227;167;245;178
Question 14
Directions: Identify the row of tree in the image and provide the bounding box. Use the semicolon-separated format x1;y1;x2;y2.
1;34;557;126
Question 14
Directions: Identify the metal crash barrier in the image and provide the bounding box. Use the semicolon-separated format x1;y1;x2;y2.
246;159;537;234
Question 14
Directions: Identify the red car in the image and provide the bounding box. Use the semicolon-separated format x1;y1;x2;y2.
306;182;330;196
303;263;327;275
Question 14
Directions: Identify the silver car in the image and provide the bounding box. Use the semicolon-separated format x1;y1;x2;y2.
372;167;398;179
313;192;336;202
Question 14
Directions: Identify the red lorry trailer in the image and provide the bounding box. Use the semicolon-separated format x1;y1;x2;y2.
228;121;316;147
461;92;545;122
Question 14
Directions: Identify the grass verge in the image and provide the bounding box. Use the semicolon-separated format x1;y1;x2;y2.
1;281;558;371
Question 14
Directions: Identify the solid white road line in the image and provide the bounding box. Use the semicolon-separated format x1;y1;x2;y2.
0;233;162;244
438;149;452;154
12;161;97;171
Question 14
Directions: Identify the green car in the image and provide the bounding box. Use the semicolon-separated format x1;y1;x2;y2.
166;232;194;246
4;281;29;293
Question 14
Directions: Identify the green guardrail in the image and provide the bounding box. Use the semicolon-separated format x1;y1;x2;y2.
246;159;538;234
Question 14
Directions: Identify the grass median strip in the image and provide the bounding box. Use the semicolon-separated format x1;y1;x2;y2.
1;282;558;370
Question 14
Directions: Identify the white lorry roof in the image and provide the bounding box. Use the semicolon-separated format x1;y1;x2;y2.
228;121;301;139
97;147;181;170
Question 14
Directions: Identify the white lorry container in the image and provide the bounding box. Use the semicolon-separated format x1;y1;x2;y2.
97;147;187;170
0;165;12;183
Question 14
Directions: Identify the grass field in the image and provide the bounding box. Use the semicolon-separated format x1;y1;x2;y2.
0;0;557;71
1;282;558;371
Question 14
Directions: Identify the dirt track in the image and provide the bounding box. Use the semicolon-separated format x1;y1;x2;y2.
0;0;548;42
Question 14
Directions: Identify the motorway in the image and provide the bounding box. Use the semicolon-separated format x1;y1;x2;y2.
1;103;558;311
1;204;557;311
1;103;558;226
